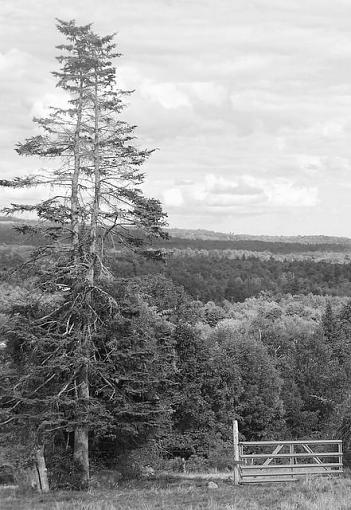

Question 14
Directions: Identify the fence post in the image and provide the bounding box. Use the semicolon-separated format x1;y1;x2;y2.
290;443;294;480
338;442;343;473
233;419;240;485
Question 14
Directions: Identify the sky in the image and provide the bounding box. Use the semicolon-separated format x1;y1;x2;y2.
1;0;351;236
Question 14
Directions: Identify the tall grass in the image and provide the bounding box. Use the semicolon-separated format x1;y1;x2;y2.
2;475;351;510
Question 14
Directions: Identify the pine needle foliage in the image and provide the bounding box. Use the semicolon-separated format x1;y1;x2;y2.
0;19;172;489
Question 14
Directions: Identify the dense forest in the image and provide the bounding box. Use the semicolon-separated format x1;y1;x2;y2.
3;233;351;485
108;252;351;302
2;223;351;302
3;227;351;481
2;267;351;481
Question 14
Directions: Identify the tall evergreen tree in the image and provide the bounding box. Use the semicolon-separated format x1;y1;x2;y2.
0;20;169;490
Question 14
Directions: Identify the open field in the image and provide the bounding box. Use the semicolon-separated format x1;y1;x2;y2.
1;476;351;510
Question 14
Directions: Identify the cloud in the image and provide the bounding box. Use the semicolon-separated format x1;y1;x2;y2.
30;91;69;118
207;175;262;196
161;174;318;216
0;48;28;73
296;154;351;179
188;82;227;106
131;76;228;119
163;187;184;207
140;81;191;109
264;179;318;207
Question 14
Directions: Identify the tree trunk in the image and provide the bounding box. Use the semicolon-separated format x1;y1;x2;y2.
72;71;90;490
17;465;41;492
74;337;90;489
73;424;89;489
73;55;100;492
71;73;84;266
89;67;101;279
16;447;49;493
35;445;49;493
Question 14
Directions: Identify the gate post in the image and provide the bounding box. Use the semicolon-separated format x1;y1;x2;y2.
233;419;240;485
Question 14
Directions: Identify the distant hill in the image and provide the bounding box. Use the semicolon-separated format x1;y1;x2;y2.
167;228;351;246
0;216;29;224
0;217;351;254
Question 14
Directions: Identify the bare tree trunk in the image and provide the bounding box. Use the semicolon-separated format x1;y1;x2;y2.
35;445;49;493
16;447;49;493
73;345;90;490
71;68;91;490
73;66;101;491
71;73;84;265
17;465;41;492
89;69;101;280
73;422;89;489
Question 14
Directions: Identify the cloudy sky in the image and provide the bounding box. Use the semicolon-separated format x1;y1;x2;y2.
1;0;351;235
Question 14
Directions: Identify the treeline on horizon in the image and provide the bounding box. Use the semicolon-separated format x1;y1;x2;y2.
155;237;351;254
0;220;350;254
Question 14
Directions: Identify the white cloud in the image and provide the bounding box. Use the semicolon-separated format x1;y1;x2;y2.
264;180;318;207
140;81;191;109
30;91;69;118
0;48;28;73
161;174;318;213
162;187;184;207
296;154;351;178
296;155;325;176
321;122;345;138
188;82;227;106
138;79;226;111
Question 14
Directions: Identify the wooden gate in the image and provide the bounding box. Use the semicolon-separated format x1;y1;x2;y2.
232;421;343;484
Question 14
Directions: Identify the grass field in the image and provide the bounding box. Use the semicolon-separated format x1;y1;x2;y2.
1;476;351;510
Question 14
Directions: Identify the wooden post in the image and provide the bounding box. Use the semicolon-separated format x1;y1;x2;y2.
233;419;240;485
290;443;294;481
35;446;49;493
338;442;343;473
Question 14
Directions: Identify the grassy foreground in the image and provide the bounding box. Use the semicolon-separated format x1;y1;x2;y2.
1;476;351;510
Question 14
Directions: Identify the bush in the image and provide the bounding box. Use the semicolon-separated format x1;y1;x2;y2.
116;442;163;480
185;454;210;472
207;445;233;471
0;464;15;485
90;469;122;489
159;457;184;472
47;450;86;490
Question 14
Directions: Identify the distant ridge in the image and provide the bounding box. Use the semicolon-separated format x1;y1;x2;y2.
0;216;25;223
167;228;351;246
0;216;36;224
0;218;350;247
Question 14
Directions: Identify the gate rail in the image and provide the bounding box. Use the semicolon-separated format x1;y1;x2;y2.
232;421;343;484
